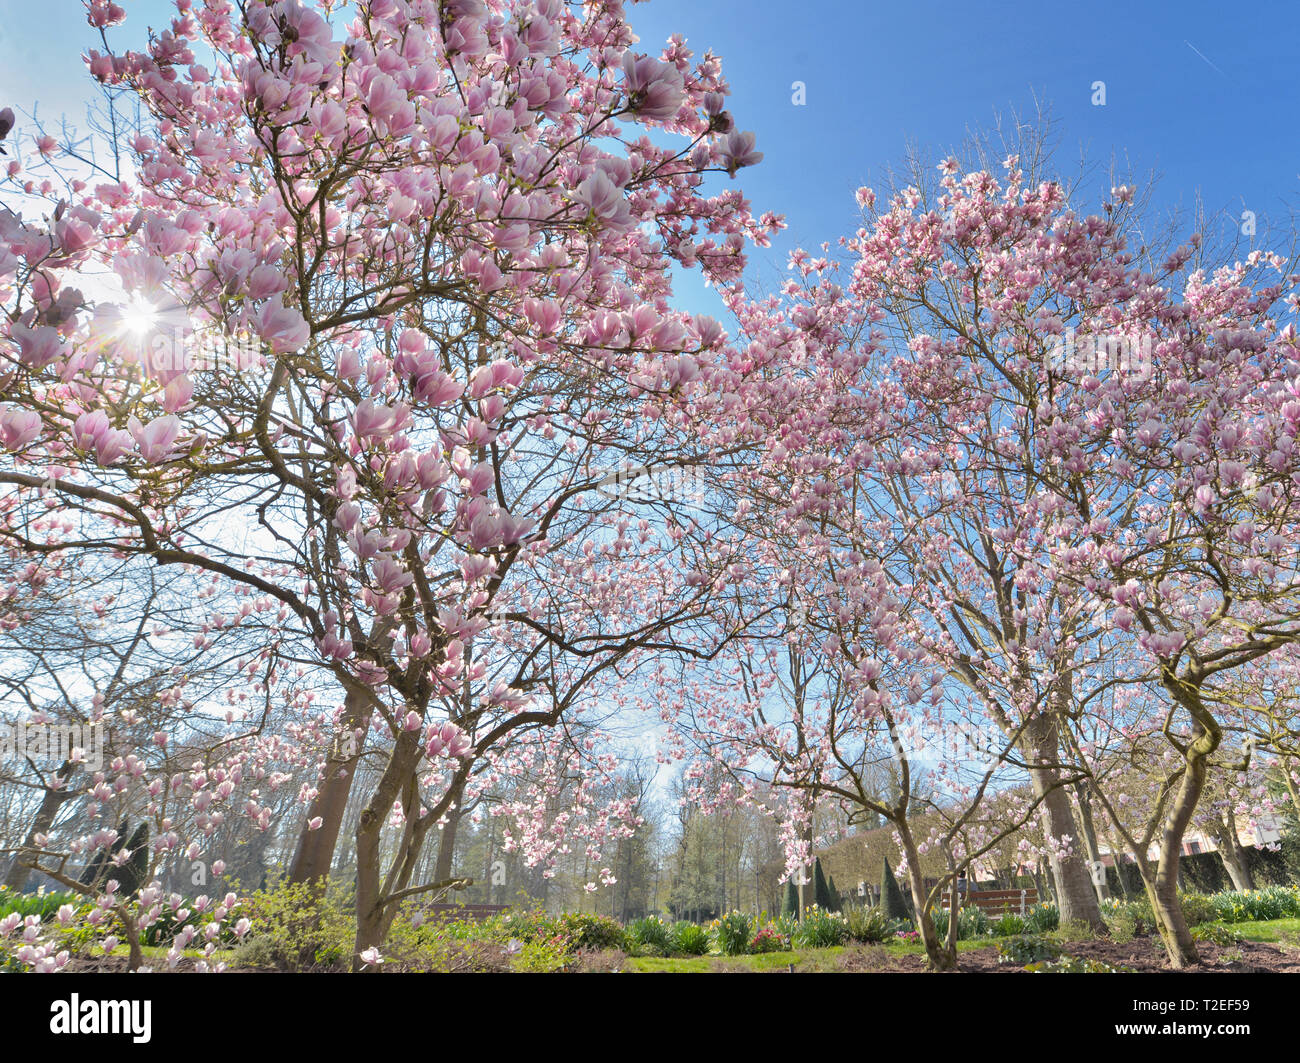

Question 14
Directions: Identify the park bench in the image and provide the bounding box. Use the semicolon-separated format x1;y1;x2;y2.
938;888;1039;918
421;903;511;922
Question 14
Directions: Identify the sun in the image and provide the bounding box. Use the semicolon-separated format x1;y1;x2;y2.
119;295;159;336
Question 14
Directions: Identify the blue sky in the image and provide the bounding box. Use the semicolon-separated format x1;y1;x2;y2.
3;0;1297;300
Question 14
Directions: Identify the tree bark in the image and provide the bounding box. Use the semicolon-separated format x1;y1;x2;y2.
897;820;955;971
1149;734;1212;965
353;729;424;968
1074;781;1112;902
288;687;369;886
1210;809;1254;892
3;771;76;890
1022;713;1106;930
431;782;465;885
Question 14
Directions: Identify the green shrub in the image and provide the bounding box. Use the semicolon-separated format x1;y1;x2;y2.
0;888;79;922
843;905;893;944
670;921;710;956
1024;902;1060;933
957;906;989;940
627;915;672;955
509;937;572;972
236;881;353;972
1191;923;1243;946
1177;892;1215;927
1101;897;1155;941
1050;918;1097;943
812;859;835;911
556;912;626;951
995;935;1061;966
791;906;848;949
781;880;798;918
991;913;1027;937
1208;885;1300;924
713;911;753;956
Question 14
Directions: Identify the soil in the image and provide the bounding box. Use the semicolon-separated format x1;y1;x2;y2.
835;936;1300;973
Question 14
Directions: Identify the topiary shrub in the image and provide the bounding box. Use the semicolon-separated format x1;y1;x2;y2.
813;859;834;912
781;879;799;919
879;856;911;922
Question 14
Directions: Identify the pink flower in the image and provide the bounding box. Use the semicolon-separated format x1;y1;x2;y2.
162;375;193;413
246;265;288;301
72;409;109;452
129;414;181;464
0;406;41;450
620;53;685;120
352;399;397;442
722;129;763;176
574;170;632;231
254;302;310;354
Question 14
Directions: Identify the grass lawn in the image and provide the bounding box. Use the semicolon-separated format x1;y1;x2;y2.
104;943;233;961
1216;918;1300;945
624;936;993;973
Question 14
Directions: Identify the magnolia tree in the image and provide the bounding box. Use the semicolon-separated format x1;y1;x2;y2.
1038;234;1300;965
776;149;1300;964
673;136;1299;966
641;302;1076;971
0;0;778;965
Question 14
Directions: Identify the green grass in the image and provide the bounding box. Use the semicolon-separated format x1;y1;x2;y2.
623;935;997;972
101;944;235;961
1214;918;1300;945
625;947;842;973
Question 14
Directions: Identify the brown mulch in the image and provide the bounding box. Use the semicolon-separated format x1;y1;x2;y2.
834;936;1300;973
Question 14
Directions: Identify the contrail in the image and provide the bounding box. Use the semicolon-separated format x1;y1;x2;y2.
1184;40;1226;77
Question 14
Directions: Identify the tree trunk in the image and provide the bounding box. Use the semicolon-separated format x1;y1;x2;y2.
431;785;465;885
288;687;369;886
897;821;955;971
353;729;424;969
1022;713;1106;930
3;765;76;890
1211;809;1253;892
1150;734;1213;967
1073;781;1112;902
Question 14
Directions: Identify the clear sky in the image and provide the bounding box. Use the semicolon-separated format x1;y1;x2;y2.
3;0;1297;295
